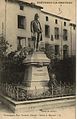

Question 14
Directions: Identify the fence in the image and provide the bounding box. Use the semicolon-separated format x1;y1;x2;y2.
0;83;27;101
0;82;75;101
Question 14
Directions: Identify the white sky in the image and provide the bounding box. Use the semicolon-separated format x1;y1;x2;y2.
22;0;76;23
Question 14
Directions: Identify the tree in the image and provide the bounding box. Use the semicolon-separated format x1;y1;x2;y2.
0;36;10;58
45;43;55;60
0;46;34;84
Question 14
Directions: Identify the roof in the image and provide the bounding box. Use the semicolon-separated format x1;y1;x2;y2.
42;11;70;21
5;0;43;9
5;0;71;21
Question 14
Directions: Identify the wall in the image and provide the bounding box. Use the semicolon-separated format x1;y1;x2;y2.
69;25;76;56
0;0;6;38
2;1;41;53
40;11;70;59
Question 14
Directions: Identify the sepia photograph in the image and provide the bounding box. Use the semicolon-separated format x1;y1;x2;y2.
0;0;76;119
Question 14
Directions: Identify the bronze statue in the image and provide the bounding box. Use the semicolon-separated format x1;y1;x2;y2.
30;13;42;51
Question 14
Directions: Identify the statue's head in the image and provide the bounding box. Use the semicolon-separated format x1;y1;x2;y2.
34;13;39;20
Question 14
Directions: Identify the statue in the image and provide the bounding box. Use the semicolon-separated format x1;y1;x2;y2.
30;13;42;51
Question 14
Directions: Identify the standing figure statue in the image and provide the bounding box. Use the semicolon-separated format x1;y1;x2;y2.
30;13;42;51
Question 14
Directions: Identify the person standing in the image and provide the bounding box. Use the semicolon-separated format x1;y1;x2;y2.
30;13;42;51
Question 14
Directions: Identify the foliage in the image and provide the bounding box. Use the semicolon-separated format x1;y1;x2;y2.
48;56;76;84
45;42;55;60
0;46;34;84
0;36;11;58
45;42;75;84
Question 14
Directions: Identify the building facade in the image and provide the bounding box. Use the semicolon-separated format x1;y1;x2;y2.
40;11;71;59
0;0;76;59
69;23;76;56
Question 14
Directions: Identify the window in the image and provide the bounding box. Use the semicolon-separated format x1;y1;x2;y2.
20;5;24;10
63;45;68;59
19;2;24;10
55;19;58;24
64;22;66;26
17;38;22;50
55;45;59;55
17;37;26;50
73;25;76;30
28;38;31;47
54;27;59;39
46;16;48;21
18;15;25;29
51;35;53;41
63;29;68;40
45;25;50;37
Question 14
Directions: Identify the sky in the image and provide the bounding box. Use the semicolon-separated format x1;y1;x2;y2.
22;0;76;23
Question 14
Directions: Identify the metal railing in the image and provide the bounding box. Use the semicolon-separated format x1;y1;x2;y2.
0;82;75;101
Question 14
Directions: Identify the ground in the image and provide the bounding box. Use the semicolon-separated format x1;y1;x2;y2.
0;102;75;119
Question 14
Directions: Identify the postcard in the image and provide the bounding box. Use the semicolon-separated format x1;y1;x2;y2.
0;0;76;119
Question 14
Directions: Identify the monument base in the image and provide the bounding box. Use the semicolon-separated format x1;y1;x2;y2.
0;93;75;113
23;52;50;97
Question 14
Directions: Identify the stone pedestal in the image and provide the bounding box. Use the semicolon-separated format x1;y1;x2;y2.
23;52;50;96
